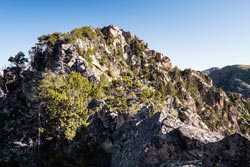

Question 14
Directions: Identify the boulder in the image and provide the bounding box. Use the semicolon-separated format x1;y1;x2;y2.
112;111;249;167
203;133;250;167
85;105;117;153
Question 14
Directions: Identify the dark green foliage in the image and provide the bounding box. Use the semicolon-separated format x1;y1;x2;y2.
37;27;96;47
166;81;176;95
134;39;146;59
171;66;181;81
156;81;167;98
38;32;61;46
8;51;28;66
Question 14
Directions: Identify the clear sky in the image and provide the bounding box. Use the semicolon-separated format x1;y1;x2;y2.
0;0;250;70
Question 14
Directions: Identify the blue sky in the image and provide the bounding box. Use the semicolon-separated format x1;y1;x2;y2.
0;0;250;70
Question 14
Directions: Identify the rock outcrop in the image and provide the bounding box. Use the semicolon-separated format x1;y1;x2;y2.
112;111;249;167
0;25;249;167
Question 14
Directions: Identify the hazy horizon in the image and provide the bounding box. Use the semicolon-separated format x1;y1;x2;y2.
1;0;250;70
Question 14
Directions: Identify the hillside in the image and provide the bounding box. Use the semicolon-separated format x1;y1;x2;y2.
0;25;249;167
202;67;220;75
208;65;250;96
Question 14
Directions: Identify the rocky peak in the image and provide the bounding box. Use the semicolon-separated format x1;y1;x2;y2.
101;25;123;38
0;25;249;167
29;25;171;81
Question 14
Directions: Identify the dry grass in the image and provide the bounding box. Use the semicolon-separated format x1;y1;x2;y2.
238;65;250;70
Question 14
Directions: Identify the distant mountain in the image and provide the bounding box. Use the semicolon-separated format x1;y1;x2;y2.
208;65;250;96
202;67;220;75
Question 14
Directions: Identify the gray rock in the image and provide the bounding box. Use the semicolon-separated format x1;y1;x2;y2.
134;104;154;120
111;111;248;167
203;133;250;167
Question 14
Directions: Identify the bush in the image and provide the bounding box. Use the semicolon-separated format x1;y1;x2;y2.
166;81;176;95
134;39;146;59
140;88;155;102
105;33;115;45
38;72;93;140
8;51;28;66
71;26;96;41
79;48;94;65
38;32;61;46
156;81;167;98
171;66;181;81
100;54;109;66
122;76;133;88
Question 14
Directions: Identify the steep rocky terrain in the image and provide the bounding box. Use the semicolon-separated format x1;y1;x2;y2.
0;25;249;167
207;65;250;96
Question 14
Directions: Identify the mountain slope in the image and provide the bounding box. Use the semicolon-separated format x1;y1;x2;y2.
202;67;220;75
0;25;249;167
209;65;250;96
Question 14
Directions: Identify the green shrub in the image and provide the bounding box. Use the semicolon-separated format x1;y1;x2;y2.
38;32;61;46
134;39;146;60
156;81;167;98
171;66;181;81
166;81;176;95
134;80;142;88
105;33;115;45
71;26;96;41
140;88;155;102
79;48;94;66
100;54;109;66
37;72;93;140
8;51;28;66
122;76;133;88
142;67;151;79
86;48;95;55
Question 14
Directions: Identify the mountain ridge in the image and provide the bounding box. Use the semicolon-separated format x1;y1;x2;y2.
206;64;250;96
0;25;249;167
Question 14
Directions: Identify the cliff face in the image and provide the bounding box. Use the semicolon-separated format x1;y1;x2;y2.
0;25;249;167
208;65;250;96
